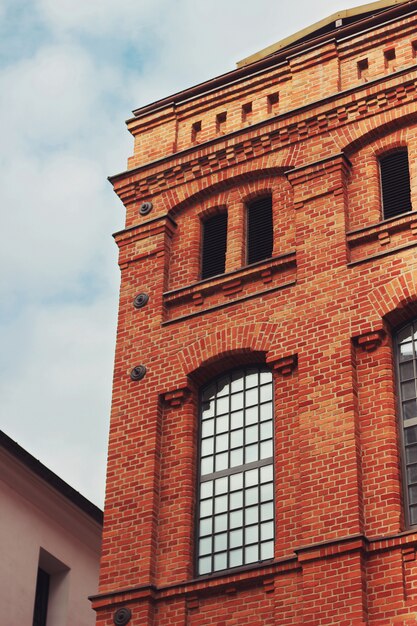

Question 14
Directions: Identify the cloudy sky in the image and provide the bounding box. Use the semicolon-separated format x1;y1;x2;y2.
0;0;366;507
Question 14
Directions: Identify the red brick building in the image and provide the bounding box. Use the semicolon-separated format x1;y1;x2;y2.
92;1;417;623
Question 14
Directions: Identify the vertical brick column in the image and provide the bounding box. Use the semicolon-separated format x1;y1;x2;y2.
97;215;176;608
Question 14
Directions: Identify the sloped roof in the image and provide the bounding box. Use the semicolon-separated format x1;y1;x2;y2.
237;0;410;67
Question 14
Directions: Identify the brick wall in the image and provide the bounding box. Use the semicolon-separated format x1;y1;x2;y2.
92;2;417;624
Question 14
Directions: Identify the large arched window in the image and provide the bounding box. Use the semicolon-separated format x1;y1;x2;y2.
396;321;417;527
197;366;275;576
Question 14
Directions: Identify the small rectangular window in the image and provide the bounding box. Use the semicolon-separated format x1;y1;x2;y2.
216;112;227;134
267;93;279;114
380;150;412;220
242;102;253;123
201;213;227;280
357;58;369;80
384;48;396;70
192;121;202;143
247;196;273;265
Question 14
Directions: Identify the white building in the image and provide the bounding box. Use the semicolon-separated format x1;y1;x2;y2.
0;431;102;626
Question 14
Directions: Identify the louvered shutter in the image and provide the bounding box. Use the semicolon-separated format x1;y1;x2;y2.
201;213;227;279
247;196;273;265
380;151;412;220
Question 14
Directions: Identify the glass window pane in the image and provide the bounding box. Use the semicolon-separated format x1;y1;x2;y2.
246;369;258;388
260;421;273;440
260;385;273;402
216;414;229;434
400;342;414;361
260;502;274;521
408;464;417;484
261;483;274;502
245;468;258;487
217;375;230;396
245;544;259;563
199;556;212;575
406;446;417;464
402;380;416;401
410;505;417;525
245;406;258;425
230;529;243;548
260;541;274;560
409;485;417;505
231;371;244;392
215;452;228;472
400;361;415;381
201;438;214;455
230;510;243;528
215;514;228;532
230;411;244;429
260;440;273;459
230;490;243;509
216;433;228;452
404;400;417;420
260;370;272;384
405;427;417;445
199;537;212;555
202;402;215;419
202;419;215;437
245;443;259;463
245;486;258;506
230;429;243;448
398;325;413;344
200;499;213;517
231;392;244;411
214;533;227;552
200;518;212;536
230;472;243;491
215;495;228;514
230;448;243;467
260;521;274;541
246;388;258;406
260;402;273;421
200;481;213;499
246;525;259;544
215;476;228;495
229;548;243;568
214;552;228;571
201;456;213;475
260;464;273;483
245;425;258;444
246;505;259;524
217;396;229;415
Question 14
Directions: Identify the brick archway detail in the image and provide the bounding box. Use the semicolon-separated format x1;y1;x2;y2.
176;323;278;379
368;271;417;327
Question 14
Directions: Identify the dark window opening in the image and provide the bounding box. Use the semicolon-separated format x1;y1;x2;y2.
32;568;50;626
201;213;227;280
247;196;273;265
380;150;412;220
197;366;275;576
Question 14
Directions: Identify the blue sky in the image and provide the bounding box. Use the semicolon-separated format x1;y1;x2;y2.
0;0;365;506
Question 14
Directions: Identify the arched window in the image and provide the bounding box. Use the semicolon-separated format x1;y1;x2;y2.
379;150;412;220
197;366;275;576
396;321;417;527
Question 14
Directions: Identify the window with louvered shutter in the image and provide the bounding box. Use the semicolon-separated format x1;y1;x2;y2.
201;213;227;280
247;196;273;265
380;150;412;220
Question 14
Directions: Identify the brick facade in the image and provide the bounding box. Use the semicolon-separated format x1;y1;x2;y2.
92;2;417;624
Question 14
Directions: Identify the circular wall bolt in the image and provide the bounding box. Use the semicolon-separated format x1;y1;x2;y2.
133;292;149;309
113;607;132;625
130;365;147;381
139;201;153;215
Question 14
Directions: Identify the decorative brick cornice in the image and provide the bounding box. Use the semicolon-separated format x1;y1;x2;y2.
163;386;191;407
111;69;417;203
267;354;298;375
355;329;386;352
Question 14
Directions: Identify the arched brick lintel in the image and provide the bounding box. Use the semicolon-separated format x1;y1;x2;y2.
343;110;417;158
368;270;417;329
176;323;279;384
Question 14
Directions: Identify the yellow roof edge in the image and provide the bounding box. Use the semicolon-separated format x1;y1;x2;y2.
236;0;410;68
